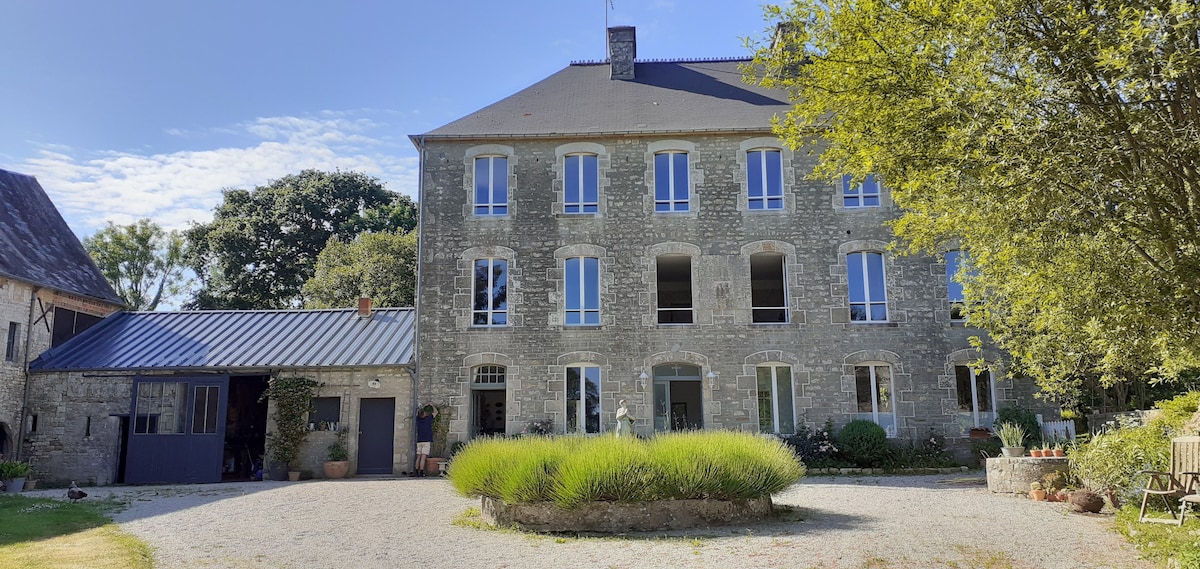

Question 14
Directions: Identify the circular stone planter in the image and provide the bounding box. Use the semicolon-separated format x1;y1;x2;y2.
985;457;1069;493
480;496;773;533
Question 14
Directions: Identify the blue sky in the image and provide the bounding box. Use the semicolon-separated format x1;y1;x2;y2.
0;0;774;237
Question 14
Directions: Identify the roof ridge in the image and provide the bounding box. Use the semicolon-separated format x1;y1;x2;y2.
569;56;751;66
125;307;415;315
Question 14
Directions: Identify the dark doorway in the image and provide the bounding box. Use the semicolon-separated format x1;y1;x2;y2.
653;364;704;431
115;416;129;484
472;390;506;436
222;375;268;481
358;398;395;474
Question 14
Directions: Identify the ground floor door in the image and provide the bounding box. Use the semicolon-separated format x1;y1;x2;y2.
653;364;704;431
125;376;229;484
358;398;395;474
472;389;506;436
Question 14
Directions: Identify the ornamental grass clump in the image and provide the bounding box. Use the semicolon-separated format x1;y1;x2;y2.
448;430;804;509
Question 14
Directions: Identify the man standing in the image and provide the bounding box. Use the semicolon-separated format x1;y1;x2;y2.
413;404;438;476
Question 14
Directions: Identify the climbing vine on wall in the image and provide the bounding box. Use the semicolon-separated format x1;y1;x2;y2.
261;376;322;468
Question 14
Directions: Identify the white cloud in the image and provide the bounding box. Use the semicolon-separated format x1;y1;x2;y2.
15;113;419;236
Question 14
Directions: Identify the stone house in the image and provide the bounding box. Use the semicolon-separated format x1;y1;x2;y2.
410;27;1050;448
26;301;416;485
0;168;123;460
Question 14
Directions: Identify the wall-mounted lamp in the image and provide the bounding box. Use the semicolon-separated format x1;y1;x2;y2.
706;370;718;389
367;378;382;389
638;371;649;391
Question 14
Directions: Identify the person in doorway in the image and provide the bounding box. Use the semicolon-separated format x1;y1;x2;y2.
413;404;438;477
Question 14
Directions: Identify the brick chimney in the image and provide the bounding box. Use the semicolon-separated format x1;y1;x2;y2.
357;297;372;319
608;26;636;80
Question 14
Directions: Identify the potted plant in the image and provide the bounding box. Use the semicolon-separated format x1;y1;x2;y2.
0;460;33;493
1029;481;1047;501
323;428;350;479
1030;444;1044;458
995;422;1026;457
261;376;321;480
1052;441;1066;457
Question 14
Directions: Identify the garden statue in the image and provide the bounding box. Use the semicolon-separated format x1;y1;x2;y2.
615;400;635;437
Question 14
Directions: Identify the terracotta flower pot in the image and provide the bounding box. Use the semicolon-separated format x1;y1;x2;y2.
1052;449;1066;457
1030;489;1047;501
323;461;350;479
1030;449;1044;458
287;471;301;482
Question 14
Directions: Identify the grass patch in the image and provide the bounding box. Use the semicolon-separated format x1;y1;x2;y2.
0;494;152;569
449;431;805;508
1115;504;1200;568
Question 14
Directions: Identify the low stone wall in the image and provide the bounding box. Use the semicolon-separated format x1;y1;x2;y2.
985;457;1069;493
481;496;773;532
807;466;970;475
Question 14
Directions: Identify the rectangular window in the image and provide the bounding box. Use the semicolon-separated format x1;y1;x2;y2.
52;307;102;348
566;365;601;434
842;174;881;207
474;156;509;215
747;149;783;210
310;397;342;430
956;366;996;430
472;259;508;326
757;365;795;434
134;382;188;435
848;252;888;322
565;257;600;325
191;385;220;434
946;250;967;320
564;154;599;213
751;253;788;323
5;322;18;362
654;151;690;212
656;255;693;324
854;365;897;436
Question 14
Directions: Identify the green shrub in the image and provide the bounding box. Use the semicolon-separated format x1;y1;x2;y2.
996;406;1041;447
836;420;889;467
1069;422;1169;505
448;431;805;508
781;419;850;469
884;433;956;469
1148;391;1200;436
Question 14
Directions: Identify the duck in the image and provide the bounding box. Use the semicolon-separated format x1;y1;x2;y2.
67;481;87;502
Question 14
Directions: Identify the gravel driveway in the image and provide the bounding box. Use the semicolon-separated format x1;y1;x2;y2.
28;474;1151;569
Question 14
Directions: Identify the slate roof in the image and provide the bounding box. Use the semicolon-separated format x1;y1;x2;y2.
414;59;792;140
29;308;416;372
0;169;122;305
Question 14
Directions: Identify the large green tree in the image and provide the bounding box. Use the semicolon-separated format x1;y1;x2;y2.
750;0;1200;397
185;169;416;309
83;219;189;311
302;230;418;309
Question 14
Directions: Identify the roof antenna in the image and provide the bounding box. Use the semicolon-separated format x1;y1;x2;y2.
605;0;614;58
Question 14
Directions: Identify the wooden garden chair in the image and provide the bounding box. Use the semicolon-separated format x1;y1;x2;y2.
1139;436;1200;525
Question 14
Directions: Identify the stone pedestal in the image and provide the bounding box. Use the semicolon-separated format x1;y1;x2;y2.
985;457;1069;493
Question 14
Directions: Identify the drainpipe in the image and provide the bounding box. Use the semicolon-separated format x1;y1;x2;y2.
15;285;40;461
411;135;426;458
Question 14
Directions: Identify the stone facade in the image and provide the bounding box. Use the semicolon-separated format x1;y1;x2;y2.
23;367;414;485
415;132;1052;448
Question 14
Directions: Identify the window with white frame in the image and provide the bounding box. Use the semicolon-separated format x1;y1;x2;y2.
751;253;789;323
854;364;897;436
747;149;783;210
472;258;508;326
566;365;601;434
564;153;599;214
473;156;508;215
842;174;881;208
564;256;600;325
946;250;968;321
656;255;693;324
956;366;996;431
847;252;887;322
756;365;795;434
654;151;690;212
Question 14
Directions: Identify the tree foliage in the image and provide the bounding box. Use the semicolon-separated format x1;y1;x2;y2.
83;219;188;311
749;0;1200;396
184;169;416;309
302;230;418;309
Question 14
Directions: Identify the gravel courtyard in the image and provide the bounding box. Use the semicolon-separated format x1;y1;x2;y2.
30;474;1151;569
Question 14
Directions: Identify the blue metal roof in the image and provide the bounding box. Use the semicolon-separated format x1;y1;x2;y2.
30;308;416;372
